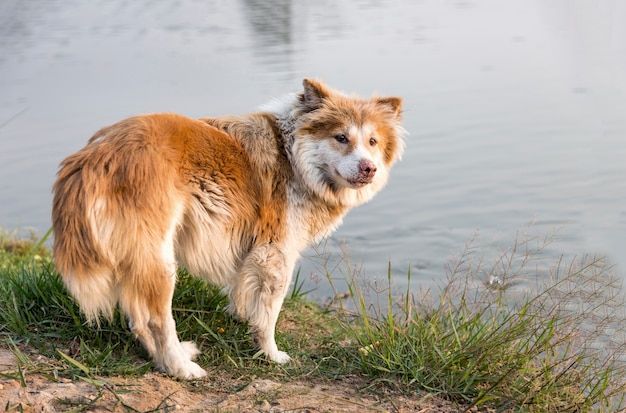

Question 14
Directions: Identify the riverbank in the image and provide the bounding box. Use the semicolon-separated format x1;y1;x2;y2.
1;229;624;412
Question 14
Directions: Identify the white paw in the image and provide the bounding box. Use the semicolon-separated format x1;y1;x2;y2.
172;361;207;379
268;350;291;364
159;342;206;379
183;361;208;379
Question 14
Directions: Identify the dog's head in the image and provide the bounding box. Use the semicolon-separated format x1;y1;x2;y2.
291;79;406;206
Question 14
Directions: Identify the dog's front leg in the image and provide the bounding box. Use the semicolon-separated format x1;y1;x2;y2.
230;244;293;363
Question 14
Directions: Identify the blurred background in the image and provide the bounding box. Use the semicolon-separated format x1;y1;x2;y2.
1;0;625;299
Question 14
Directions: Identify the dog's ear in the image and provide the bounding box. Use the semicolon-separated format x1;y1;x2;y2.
302;78;330;110
375;97;403;117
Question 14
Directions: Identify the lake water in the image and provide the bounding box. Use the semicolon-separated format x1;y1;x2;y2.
1;0;625;300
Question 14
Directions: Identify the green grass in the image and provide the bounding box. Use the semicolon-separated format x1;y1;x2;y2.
1;226;625;412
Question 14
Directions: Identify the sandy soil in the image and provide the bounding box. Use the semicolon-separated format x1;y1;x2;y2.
0;347;485;413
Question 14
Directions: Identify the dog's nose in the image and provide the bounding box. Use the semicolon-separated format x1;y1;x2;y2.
359;160;377;177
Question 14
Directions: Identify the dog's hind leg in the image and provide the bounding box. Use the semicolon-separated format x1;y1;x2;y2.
118;258;207;379
231;244;292;363
117;228;207;379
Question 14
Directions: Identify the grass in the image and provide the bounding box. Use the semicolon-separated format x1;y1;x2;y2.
1;226;625;412
331;229;626;412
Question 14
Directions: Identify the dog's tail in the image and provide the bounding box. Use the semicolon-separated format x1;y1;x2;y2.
52;145;118;322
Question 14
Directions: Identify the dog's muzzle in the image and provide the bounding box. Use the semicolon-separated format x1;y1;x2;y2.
347;160;377;187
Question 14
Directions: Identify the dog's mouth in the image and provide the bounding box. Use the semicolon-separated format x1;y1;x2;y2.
319;166;374;191
346;178;371;188
333;168;373;189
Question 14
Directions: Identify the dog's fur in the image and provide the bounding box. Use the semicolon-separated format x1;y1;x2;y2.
52;79;405;378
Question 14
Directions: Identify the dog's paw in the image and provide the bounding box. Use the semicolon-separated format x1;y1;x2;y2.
268;350;292;364
156;358;208;379
171;361;207;379
183;361;208;379
159;342;207;379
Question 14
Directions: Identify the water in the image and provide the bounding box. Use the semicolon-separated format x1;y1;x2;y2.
1;0;625;299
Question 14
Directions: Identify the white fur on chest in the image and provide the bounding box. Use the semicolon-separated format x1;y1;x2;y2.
285;185;345;254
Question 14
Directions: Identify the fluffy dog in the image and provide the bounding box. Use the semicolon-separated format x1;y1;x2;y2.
52;79;405;378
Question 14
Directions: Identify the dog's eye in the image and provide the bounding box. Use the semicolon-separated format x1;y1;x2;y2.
335;134;348;143
369;137;377;146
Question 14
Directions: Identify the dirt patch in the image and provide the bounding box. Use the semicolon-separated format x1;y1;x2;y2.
0;347;480;412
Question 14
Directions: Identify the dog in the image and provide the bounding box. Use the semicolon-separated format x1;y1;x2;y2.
52;79;405;379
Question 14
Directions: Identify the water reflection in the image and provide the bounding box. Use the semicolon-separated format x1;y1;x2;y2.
0;0;47;62
240;0;294;81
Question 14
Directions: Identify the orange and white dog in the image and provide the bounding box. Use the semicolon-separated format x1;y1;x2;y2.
52;79;405;379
